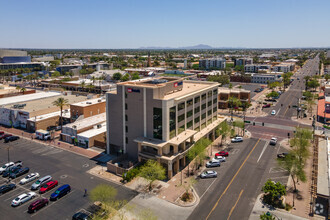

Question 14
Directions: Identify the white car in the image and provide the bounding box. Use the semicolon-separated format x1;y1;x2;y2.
20;173;40;185
213;156;226;162
231;137;243;143
0;162;14;174
270;137;277;145
271;110;276;115
200;170;217;179
11;192;36;206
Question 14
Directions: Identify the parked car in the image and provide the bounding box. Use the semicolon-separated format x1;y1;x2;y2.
10;167;29;179
271;110;276;115
213;156;226;162
0;162;14;174
2;165;22;177
262;104;271;108
72;212;92;220
47;126;61;131
0;184;16;195
39;180;58;194
31;175;52;190
231;136;243;143
4;136;20;143
270;137;277;146
277;152;289;159
50;184;71;201
206;160;220;168
28;198;49;213
200;170;217;179
20;173;40;185
215;151;229;157
0;131;4;135
0;133;12;140
12;192;36;207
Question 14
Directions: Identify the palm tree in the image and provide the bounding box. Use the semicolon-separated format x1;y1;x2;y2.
20;87;27;95
52;97;69;130
16;86;21;93
80;81;86;92
228;97;241;121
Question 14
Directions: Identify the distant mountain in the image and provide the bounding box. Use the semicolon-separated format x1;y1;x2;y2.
139;44;214;50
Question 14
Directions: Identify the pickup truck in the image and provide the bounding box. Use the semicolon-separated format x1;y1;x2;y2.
0;161;23;174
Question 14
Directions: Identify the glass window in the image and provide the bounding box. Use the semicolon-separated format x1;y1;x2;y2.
213;98;217;104
201;122;206;130
194;116;200;123
187;99;193;107
125;103;127;110
208;101;212;107
178;125;185;134
178;114;185;122
153;108;162;139
201;93;206;100
208;91;212;98
187;110;193;118
169;107;176;139
213;107;217;112
187;120;193;129
125;137;128;144
202;113;206;119
194;126;200;132
208;110;212;116
125;115;128;121
213;89;217;95
194;106;200;114
125;92;127;98
202;103;206;110
194;96;200;104
178;102;185;111
125;126;128;133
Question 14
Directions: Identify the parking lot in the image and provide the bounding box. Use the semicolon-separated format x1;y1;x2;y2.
224;82;264;98
0;138;137;220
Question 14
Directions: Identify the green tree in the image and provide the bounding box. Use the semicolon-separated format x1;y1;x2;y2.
187;138;212;173
302;91;313;100
260;212;275;220
219;121;231;146
234;65;244;72
80;81;86;91
307;79;319;91
122;73;130;82
207;75;230;85
131;72;140;80
228;97;241;120
20;87;27;94
52;97;69;130
233;120;245;136
262;179;286;207
266;91;279;99
51;71;61;78
139;160;166;191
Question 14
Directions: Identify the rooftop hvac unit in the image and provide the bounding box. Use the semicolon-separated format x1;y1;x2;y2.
86;102;92;104
98;99;101;102
97;124;102;128
72;125;77;129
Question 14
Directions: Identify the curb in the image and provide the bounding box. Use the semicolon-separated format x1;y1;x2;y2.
173;185;200;207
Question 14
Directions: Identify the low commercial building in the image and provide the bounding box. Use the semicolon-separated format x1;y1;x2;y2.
107;77;224;178
77;122;106;148
61;113;106;144
70;98;106;122
251;74;281;84
61;79;116;93
26;110;71;132
218;88;251;109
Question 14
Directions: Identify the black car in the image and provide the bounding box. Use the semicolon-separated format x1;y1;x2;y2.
0;184;16;195
2;165;22;177
10;167;29;179
72;212;92;220
4;136;20;143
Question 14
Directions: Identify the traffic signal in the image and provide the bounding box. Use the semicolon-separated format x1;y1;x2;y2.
262;122;264;126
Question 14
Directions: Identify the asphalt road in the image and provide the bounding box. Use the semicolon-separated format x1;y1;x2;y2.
0;138;137;220
190;137;289;220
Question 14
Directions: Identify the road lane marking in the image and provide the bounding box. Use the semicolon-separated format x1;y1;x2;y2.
257;141;269;163
227;189;244;220
205;139;261;220
200;178;217;200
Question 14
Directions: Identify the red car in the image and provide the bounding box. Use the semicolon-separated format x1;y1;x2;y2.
0;134;12;140
215;151;229;157
39;180;58;194
262;104;271;108
28;198;49;213
0;131;4;135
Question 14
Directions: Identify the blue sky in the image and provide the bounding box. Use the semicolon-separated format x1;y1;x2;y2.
0;0;329;49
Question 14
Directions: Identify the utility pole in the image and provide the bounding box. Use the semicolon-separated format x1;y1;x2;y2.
7;147;10;162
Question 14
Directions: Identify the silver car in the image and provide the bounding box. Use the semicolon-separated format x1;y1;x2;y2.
206;160;220;168
20;173;40;185
31;175;52;190
213;156;226;162
12;192;36;206
200;170;217;179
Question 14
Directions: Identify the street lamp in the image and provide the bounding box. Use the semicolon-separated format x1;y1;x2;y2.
6;146;10;162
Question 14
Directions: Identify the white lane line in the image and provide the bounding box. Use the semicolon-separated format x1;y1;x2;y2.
200;178;217;200
257;141;269;163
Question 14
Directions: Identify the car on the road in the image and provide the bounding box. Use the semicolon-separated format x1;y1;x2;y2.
39;180;58;194
0;162;14;174
215;151;229;157
200;170;217;179
31;175;52;190
2;165;22;177
28;198;49;213
4;136;20;143
0;184;16;195
213;155;226;162
10;167;29;179
72;212;92;220
20;173;40;185
271;110;276;115
270;137;277;146
262;104;271;108
0;133;12;140
11;192;36;207
231;136;243;143
277;152;289;159
206;160;220;168
50;184;71;201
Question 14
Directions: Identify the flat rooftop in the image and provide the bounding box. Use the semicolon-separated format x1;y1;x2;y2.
71;98;106;107
317;138;329;197
3;94;88;117
63;113;106;130
218;87;250;94
77;122;106;138
0;86;34;95
27;110;71;122
0;91;60;106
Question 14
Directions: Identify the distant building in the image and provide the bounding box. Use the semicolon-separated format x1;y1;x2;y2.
0;49;31;64
199;58;226;69
251;74;281;84
244;64;272;73
272;63;295;73
234;58;253;66
0;62;44;70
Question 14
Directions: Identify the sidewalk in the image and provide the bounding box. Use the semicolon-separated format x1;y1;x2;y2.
0;125;102;159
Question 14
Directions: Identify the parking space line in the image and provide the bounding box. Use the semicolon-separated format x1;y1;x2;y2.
200;178;217;200
0;187;25;198
4;190;30;201
257;141;269;163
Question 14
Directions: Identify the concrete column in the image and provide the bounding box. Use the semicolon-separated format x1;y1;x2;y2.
174;160;179;174
183;141;186;151
158;147;162;156
167;161;173;179
183;156;186;166
138;143;142;152
174;145;178;154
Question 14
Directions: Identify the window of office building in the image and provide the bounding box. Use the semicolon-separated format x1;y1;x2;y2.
187;99;193;108
202;93;206;100
178;124;185;134
208;110;212;116
187;110;193;118
125;126;128;133
178;113;185;123
125;103;127;110
201;122;206;130
202;113;206;120
125;137;128;144
208;101;212;107
194;126;200;132
213;106;217;113
187;120;193;129
213;98;217;104
153;108;162;140
194;106;200;114
213;89;217;95
178;102;185;111
194;116;200;123
125;115;128;121
169;106;176;139
208;91;212;98
125;92;127;98
194;96;200;104
202;103;206;110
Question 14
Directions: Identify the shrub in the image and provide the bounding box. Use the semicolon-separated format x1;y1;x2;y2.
122;167;140;182
181;192;192;202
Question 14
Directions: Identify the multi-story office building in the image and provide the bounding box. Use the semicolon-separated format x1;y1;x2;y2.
106;77;224;178
244;64;272;73
199;58;226;69
234;58;253;66
272;63;295;73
